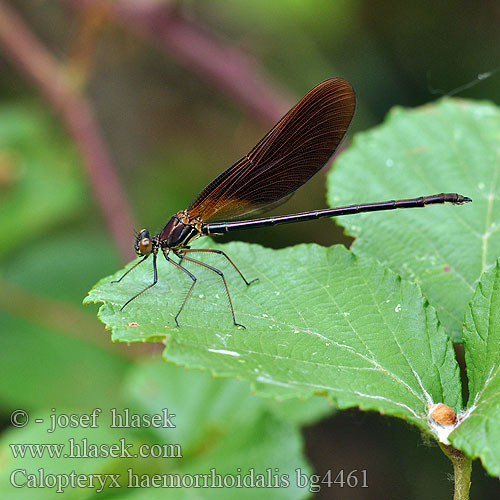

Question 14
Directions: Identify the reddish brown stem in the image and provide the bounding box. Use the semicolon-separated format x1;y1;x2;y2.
0;279;154;359
0;1;135;261
65;0;293;125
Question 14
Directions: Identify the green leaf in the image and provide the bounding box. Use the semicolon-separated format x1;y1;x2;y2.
0;360;311;500
86;241;461;431
2;228;120;304
0;104;84;257
0;313;129;410
449;258;500;476
262;394;334;427
327;98;499;342
0;231;128;410
123;360;311;500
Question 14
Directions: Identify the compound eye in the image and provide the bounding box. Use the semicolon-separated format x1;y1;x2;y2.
137;228;150;239
138;237;152;255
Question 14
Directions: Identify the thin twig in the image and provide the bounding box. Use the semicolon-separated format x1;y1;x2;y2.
0;1;135;261
64;0;293;125
0;279;154;360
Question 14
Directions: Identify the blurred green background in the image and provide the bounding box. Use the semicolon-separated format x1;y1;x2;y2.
0;0;499;498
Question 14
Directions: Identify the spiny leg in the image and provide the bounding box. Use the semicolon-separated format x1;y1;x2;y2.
120;253;157;310
178;248;258;286
174;251;246;329
163;252;197;327
112;255;149;283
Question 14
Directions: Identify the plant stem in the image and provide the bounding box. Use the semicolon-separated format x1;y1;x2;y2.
0;1;136;262
64;0;293;125
0;279;155;360
439;443;472;500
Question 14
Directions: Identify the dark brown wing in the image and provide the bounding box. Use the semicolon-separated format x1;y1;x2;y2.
187;78;356;221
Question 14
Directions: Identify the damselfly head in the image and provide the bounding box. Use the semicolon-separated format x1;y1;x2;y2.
134;228;153;256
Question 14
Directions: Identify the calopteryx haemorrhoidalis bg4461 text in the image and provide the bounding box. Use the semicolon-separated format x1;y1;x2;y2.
114;78;471;327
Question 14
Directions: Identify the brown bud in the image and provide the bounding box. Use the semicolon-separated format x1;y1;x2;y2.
428;403;457;426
